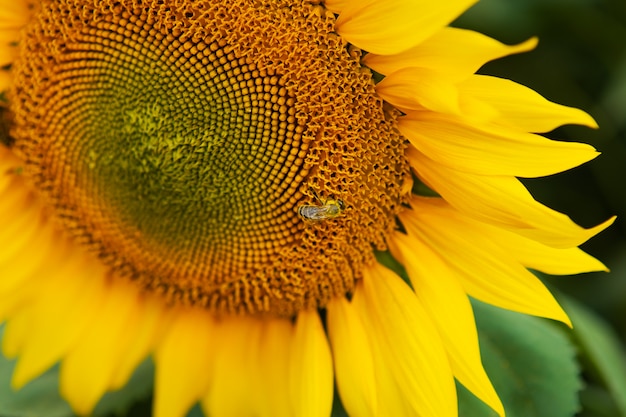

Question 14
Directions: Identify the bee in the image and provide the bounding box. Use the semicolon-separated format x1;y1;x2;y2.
298;190;345;221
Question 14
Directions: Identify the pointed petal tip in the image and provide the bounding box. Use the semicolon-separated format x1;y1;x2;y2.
534;294;573;328
10;366;31;391
560;311;573;329
556;106;599;130
587;215;617;241
495;35;538;60
582;112;599;129
519;36;539;52
500;35;539;58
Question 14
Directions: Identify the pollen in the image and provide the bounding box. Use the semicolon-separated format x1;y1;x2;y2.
8;0;409;317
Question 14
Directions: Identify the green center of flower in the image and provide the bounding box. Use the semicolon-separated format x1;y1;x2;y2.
9;0;409;316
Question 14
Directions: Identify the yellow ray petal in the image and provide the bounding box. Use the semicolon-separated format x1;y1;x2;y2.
1;231;90;334
326;296;378;417
352;285;415;416
254;318;295;417
0;173;30;208
59;280;154;415
335;0;477;55
0;215;42;271
459;75;598;132
289;309;334;417
479;223;610;275
154;308;215;417
0;218;52;297
359;263;457;417
0;45;15;66
0;206;40;257
1;306;30;359
0;225;58;354
390;233;504;417
202;317;261;417
0;179;29;211
9;256;107;389
375;67;461;114
0;0;31;29
323;0;348;13
400;197;571;326
399;111;599;178
363;27;537;79
109;292;168;390
0;169;12;194
0;29;21;43
407;146;615;248
0;175;42;264
0;69;10;91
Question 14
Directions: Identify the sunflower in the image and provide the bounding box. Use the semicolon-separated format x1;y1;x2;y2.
0;1;614;416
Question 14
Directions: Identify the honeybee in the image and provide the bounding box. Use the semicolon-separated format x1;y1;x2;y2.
298;191;345;221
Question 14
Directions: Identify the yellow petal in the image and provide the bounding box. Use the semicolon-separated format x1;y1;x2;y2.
363;27;536;79
0;189;41;262
478;222;611;275
0;208;41;266
0;28;21;43
202;317;261;417
0;68;12;92
0;218;53;297
358;263;457;417
254;319;295;417
459;75;598;132
376;67;461;114
9;256;107;388
400;197;571;326
289;309;334;417
59;280;150;415
0;174;43;268
0;0;31;28
1;306;30;359
0;45;15;66
390;233;504;416
109;293;168;390
335;0;477;55
407;146;615;248
0;227;60;354
0;208;41;261
399;111;599;177
326;296;378;417
0;151;20;189
323;0;348;13
154;308;215;417
353;287;413;416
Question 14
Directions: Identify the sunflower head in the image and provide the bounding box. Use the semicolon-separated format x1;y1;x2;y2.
6;0;409;317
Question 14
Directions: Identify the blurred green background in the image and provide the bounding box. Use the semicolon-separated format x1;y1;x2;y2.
456;1;626;416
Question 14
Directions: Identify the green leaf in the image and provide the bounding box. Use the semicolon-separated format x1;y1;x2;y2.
458;380;498;417
459;299;582;417
185;404;206;417
0;325;153;417
0;362;75;417
330;387;349;417
92;359;154;417
0;326;74;417
560;295;626;417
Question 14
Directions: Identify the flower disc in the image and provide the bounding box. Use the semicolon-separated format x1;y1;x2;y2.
8;0;409;316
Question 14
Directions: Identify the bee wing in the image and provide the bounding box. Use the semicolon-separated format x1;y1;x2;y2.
299;205;332;221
